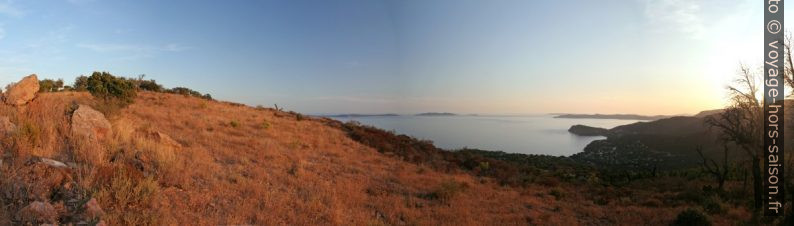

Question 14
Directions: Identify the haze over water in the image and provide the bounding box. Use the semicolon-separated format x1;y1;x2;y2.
330;115;642;156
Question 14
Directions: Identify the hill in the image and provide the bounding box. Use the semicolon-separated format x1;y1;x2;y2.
0;74;752;225
572;116;730;170
693;109;725;118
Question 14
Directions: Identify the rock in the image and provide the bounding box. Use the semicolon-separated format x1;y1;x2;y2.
150;131;181;149
38;157;69;168
83;198;105;218
4;74;39;106
0;116;16;135
16;201;57;224
71;105;111;140
568;125;609;136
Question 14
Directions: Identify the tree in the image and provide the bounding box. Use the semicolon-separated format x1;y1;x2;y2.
85;71;137;104
781;32;794;220
705;65;763;209
39;79;65;92
138;79;164;92
73;75;89;91
55;79;64;90
695;145;730;191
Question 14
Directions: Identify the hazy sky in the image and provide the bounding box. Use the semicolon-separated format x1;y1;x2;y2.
0;0;785;115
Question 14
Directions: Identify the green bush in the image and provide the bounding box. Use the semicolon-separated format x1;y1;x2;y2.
73;75;89;91
39;79;64;92
85;72;137;104
168;87;212;100
672;208;711;226
137;79;164;92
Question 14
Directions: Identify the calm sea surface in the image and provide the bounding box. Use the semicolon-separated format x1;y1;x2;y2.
329;115;642;156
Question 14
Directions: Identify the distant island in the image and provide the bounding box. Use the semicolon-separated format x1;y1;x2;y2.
415;112;457;116
322;113;400;117
568;125;609;136
553;113;669;120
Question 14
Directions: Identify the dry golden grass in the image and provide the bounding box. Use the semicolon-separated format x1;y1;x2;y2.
0;91;754;225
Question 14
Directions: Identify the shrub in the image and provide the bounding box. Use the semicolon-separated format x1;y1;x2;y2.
14;121;41;151
593;197;609;206
85;72;137;104
260;121;270;129
38;79;64;93
549;188;564;200
288;160;301;176
477;161;490;171
674;189;704;204
95;166;161;225
73;75;89;91
137;79;164;92
427;180;469;203
672;208;711;226
229;120;240;128
168;87;212;100
700;196;725;214
537;177;560;187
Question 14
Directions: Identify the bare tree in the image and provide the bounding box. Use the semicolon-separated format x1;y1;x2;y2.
782;32;794;218
695;145;730;191
705;64;763;209
783;33;794;90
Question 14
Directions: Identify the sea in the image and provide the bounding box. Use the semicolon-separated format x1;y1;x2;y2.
328;115;643;156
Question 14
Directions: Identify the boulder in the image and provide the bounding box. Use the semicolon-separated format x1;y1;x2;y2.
37;157;70;168
0;116;16;135
16;201;57;224
4;74;39;106
71;105;111;140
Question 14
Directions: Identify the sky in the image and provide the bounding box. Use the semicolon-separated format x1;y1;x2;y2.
0;0;785;115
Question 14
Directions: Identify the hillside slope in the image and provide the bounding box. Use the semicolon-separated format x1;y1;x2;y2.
0;91;747;225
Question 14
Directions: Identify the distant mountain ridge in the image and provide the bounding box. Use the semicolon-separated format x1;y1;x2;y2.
693;109;725;118
415;112;457;116
554;113;670;120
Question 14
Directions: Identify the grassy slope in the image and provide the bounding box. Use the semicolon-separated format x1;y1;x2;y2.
0;91;750;225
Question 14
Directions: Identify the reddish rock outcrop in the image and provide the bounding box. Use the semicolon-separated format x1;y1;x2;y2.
71;105;112;140
4;74;39;106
